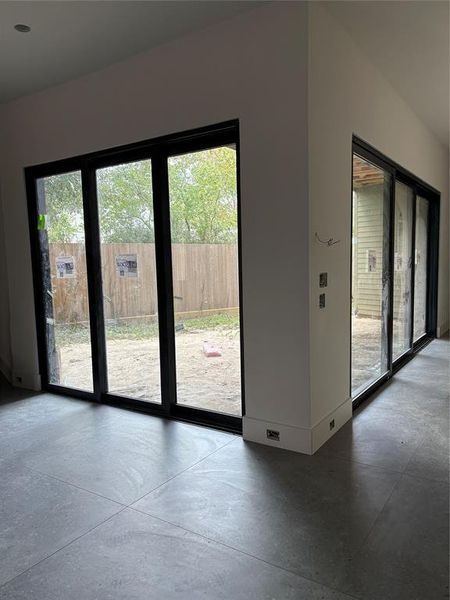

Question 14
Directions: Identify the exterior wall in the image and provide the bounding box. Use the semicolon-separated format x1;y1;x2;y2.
308;3;449;447
353;185;384;319
0;3;311;450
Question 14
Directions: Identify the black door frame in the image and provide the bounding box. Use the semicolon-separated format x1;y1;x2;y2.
26;120;244;433
351;136;440;408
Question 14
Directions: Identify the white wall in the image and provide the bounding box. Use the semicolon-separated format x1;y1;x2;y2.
308;3;449;447
0;161;12;381
0;3;312;449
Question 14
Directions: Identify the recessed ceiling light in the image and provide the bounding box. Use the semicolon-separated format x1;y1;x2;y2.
14;24;31;33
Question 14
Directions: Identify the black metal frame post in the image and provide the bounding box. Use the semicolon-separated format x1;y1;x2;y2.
81;167;108;400
386;171;395;375
152;151;177;414
26;176;50;388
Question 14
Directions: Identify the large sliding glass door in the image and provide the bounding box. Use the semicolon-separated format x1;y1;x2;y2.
27;121;243;431
35;171;94;392
168;145;241;417
392;181;414;361
413;196;429;342
351;137;439;403
96;159;162;404
351;154;391;396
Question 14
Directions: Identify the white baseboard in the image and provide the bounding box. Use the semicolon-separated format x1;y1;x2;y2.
311;397;352;453
243;416;313;454
11;370;41;391
243;398;353;456
0;356;12;383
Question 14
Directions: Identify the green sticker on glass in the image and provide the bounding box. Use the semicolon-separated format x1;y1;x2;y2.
37;214;47;230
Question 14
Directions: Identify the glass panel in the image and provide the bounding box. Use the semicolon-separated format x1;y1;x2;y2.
168;145;241;416
351;154;390;396
392;181;413;360
39;171;93;391
97;160;161;402
413;196;429;340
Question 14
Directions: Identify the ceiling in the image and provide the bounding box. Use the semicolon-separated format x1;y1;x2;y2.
1;0;448;148
324;1;449;148
0;0;264;104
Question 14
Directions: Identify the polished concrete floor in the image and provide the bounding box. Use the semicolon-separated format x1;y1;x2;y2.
0;339;448;599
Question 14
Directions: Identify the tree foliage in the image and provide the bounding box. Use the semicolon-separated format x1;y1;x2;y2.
43;171;85;243
44;147;237;244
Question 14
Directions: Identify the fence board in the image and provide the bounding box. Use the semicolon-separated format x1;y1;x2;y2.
49;243;239;324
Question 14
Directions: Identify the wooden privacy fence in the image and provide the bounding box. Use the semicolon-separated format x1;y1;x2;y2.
49;243;239;324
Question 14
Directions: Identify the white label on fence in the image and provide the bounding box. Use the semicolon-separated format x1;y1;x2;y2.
56;256;75;279
116;254;138;278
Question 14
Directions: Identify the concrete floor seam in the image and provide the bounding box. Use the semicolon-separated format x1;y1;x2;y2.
127;504;364;600
0;505;129;591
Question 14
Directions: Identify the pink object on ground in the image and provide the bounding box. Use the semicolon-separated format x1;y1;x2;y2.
203;342;222;357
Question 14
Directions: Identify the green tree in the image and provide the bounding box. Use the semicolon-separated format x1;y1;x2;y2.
44;147;238;244
97;160;155;243
169;146;237;243
44;171;84;243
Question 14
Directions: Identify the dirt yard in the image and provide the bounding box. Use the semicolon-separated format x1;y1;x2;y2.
59;328;242;416
58;316;385;413
351;315;384;394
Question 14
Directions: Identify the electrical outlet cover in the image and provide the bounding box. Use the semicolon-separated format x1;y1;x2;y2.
319;272;328;287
